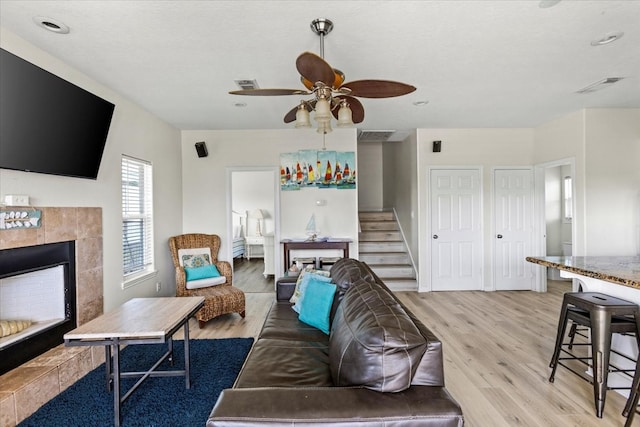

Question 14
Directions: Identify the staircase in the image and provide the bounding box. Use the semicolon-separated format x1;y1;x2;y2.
358;211;417;291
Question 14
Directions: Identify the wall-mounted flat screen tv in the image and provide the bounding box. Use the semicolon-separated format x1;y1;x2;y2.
0;48;115;180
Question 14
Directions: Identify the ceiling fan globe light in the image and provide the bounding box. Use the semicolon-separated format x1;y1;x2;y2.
316;120;332;134
314;97;331;121
337;104;353;127
295;106;311;128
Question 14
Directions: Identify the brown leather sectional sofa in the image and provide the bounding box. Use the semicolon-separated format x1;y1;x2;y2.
207;258;464;426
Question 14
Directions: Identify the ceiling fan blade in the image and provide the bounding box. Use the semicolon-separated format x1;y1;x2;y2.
283;100;316;123
333;96;365;124
296;52;335;86
340;80;416;98
229;89;309;96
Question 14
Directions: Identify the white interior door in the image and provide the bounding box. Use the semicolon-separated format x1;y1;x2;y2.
494;168;535;290
430;169;483;291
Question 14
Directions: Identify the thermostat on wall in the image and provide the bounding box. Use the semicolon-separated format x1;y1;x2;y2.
4;195;30;206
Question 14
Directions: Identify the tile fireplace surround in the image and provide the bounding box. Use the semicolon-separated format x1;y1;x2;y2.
0;207;104;427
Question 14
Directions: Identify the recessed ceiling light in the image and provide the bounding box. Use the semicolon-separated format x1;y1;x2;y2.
590;32;624;46
539;0;561;8
576;77;624;94
413;101;429;107
33;16;70;34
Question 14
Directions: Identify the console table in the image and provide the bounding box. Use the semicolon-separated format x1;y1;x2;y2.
281;238;351;270
64;296;204;427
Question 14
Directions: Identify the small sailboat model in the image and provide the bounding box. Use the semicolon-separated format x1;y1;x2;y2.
305;214;319;241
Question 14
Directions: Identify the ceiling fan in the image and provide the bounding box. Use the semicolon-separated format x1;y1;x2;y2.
229;18;416;132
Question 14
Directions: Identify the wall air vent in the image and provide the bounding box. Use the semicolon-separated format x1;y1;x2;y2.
234;79;259;90
576;77;623;94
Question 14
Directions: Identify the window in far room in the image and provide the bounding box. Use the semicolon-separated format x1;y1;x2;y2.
121;155;155;287
563;175;573;223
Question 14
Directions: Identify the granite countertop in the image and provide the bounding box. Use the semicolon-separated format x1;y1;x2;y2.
525;256;640;289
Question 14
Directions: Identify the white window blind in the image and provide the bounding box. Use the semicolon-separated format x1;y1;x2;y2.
122;156;154;281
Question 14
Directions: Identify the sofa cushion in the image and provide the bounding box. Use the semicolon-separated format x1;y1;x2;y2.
234;338;332;388
329;279;427;392
328;258;376;321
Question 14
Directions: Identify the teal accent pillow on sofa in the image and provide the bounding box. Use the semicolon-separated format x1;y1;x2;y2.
185;264;220;281
298;279;337;334
292;272;333;314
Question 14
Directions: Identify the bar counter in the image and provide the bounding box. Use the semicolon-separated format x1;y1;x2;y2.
526;256;640;393
525;256;640;290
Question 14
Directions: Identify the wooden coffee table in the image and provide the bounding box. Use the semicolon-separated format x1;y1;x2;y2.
64;296;204;427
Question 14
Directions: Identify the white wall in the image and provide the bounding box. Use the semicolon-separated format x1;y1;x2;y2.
534;110;586;255
584;109;640;255
533;108;640;256
416;128;535;291
357;142;384;210
384;132;419;271
0;28;183;311
181;129;359;277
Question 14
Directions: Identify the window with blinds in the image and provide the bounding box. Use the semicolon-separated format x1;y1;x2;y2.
122;156;154;282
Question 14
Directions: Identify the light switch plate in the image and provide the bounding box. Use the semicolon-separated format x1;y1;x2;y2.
4;194;30;206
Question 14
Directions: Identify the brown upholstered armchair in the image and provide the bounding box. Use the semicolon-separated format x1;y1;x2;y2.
168;233;245;328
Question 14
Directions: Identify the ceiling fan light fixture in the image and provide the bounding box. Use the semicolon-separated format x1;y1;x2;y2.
317;119;332;135
295;104;311;128
337;101;354;127
314;97;332;121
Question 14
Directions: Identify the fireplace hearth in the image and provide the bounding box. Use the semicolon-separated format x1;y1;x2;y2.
0;241;77;375
0;206;103;426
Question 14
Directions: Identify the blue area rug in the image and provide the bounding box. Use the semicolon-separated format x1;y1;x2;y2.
18;338;253;427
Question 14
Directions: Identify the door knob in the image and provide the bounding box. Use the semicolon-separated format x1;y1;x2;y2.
497;234;503;239
433;235;439;239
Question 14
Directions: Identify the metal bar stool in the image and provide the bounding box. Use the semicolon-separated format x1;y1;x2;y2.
623;354;640;426
549;292;640;418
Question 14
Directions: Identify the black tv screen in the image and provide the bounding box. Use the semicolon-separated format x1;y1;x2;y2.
0;48;115;179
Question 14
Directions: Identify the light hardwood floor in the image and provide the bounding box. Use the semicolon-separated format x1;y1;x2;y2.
179;279;638;427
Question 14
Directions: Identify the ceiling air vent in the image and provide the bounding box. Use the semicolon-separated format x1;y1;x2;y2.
234;79;259;90
358;130;396;142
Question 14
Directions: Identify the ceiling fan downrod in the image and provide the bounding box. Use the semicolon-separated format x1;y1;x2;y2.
310;18;333;59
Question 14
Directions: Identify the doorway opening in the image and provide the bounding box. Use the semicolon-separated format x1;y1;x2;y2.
534;158;576;292
227;167;280;293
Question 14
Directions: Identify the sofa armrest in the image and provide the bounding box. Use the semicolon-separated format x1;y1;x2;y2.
207;387;463;427
275;275;298;301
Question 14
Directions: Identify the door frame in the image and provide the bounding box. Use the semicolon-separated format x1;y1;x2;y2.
532;157;576;292
226;166;281;281
423;166;484;292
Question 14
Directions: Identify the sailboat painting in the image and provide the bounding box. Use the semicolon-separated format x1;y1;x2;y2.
335;151;356;189
279;151;300;191
279;150;357;191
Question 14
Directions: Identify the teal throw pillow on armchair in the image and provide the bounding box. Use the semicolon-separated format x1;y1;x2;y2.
185;264;221;281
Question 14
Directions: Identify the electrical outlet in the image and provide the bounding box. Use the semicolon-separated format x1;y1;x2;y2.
156;282;161;292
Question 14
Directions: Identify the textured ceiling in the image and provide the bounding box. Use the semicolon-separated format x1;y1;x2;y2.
1;1;639;132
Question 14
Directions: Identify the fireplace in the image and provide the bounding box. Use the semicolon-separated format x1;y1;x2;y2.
0;241;77;375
